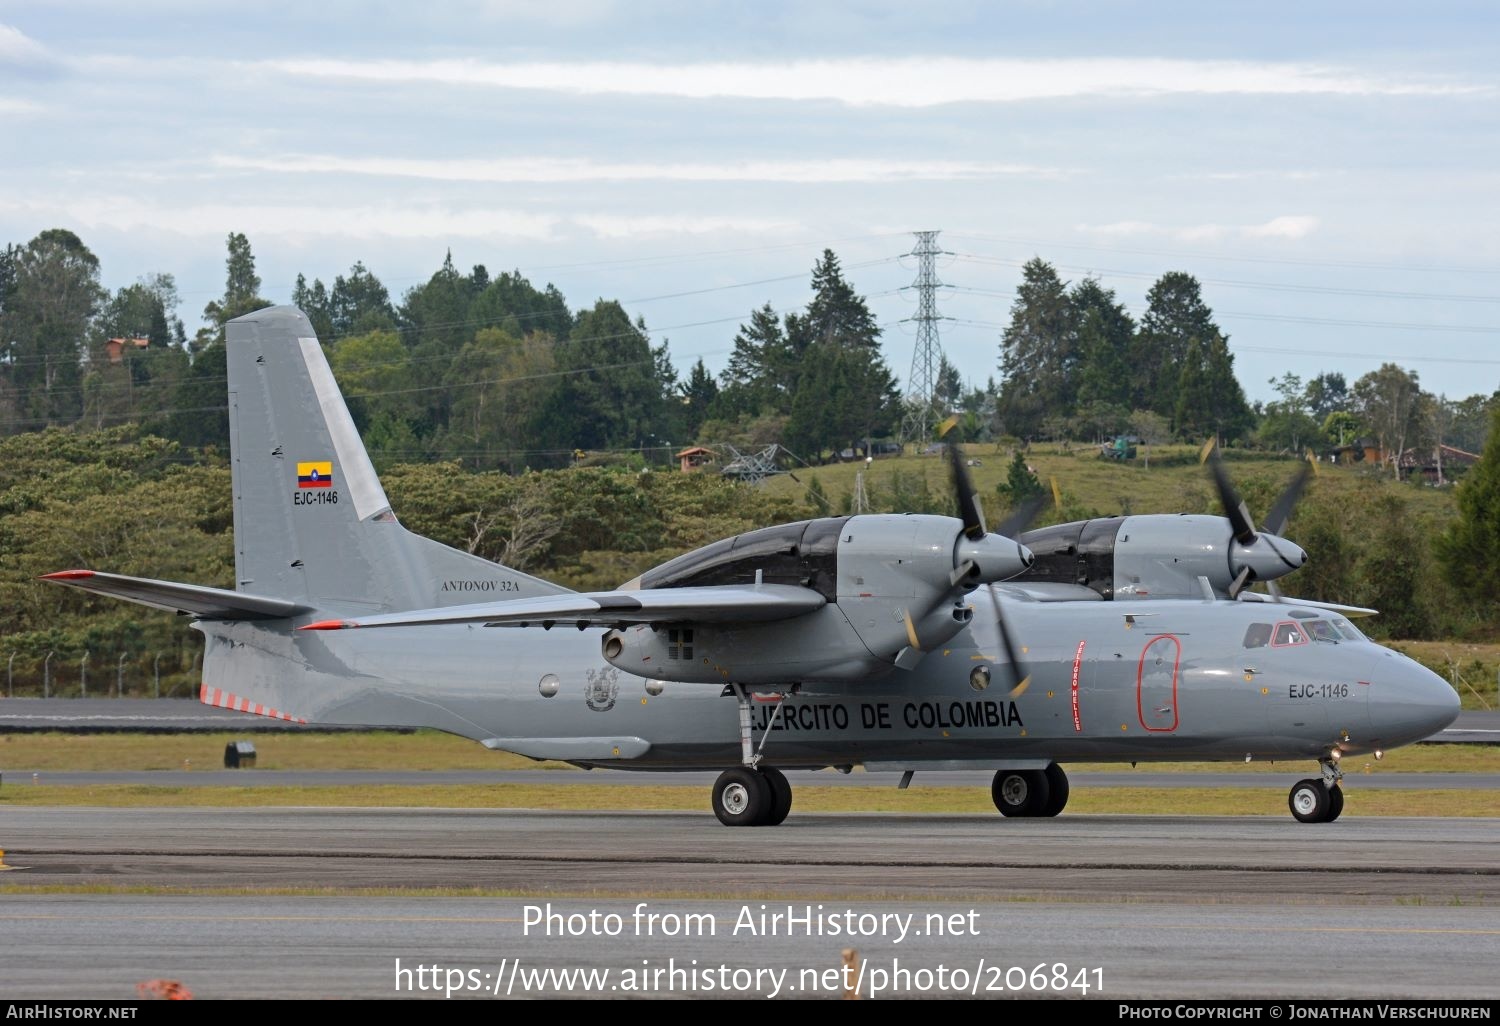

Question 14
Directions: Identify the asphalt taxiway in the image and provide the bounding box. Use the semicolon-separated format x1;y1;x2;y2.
3;809;1499;999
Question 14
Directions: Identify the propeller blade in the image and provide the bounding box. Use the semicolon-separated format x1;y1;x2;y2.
1263;460;1313;537
996;491;1049;540
1206;450;1258;545
984;584;1030;696
942;432;987;541
1227;565;1253;600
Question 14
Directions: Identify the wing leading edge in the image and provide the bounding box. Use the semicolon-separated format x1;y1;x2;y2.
300;583;826;631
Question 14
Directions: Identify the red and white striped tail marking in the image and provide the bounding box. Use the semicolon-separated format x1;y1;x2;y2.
200;684;306;724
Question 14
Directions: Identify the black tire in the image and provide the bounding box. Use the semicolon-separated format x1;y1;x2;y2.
1326;784;1345;823
760;766;793;826
1041;763;1070;817
713;767;772;826
992;769;1051;817
1288;778;1331;823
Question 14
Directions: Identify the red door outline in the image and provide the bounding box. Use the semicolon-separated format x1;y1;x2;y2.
1137;634;1181;732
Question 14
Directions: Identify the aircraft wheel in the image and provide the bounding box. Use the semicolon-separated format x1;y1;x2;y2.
759;767;793;826
1288;778;1331;823
713;767;772;826
1325;784;1345;823
1041;763;1070;817
992;769;1050;818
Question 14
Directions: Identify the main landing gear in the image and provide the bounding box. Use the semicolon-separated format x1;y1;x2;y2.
712;765;793;827
1288;757;1345;823
991;762;1070;818
713;684;795;827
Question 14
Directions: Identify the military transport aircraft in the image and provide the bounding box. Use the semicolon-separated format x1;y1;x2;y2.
42;307;1460;826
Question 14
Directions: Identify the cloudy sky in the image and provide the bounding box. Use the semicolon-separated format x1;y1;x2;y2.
1;1;1496;404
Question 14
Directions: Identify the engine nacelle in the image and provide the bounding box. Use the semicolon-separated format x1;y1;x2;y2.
609;513;1033;684
1018;514;1307;600
601;608;899;685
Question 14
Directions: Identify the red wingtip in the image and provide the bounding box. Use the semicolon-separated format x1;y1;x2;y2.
40;570;95;581
298;619;357;631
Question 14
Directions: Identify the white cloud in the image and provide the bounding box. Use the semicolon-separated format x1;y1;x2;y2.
1075;216;1320;243
0;22;48;65
210;153;1066;184
259;55;1490;106
0;195;794;242
573;213;797;238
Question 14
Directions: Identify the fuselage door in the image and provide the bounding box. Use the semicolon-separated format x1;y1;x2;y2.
1137;635;1181;732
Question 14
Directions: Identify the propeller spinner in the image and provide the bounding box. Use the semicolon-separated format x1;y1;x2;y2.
1202;444;1311;599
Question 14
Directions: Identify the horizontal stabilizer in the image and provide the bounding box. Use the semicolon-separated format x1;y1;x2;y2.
299;583;825;631
40;570;313;621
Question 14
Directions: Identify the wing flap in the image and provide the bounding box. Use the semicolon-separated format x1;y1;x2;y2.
301;583;825;630
40;570;312;621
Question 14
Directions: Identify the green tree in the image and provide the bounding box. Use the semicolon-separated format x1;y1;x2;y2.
1305;372;1349;421
1437;402;1500;607
995;451;1043;510
997;257;1074;438
716;302;796;417
0;229;106;429
782;251;899;456
1352;363;1424;478
468;270;574;342
291;273;334;341
201;232;271;333
549;300;663;453
329;261;395;336
1071;278;1134;415
1134;271;1223;417
679;357;719;441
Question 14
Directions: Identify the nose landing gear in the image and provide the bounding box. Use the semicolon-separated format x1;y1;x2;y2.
1288;757;1345;823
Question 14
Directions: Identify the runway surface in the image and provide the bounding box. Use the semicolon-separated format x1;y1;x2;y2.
5;893;1498;1000
2;698;1497;741
4;768;1498;789
3;808;1500;999
6;806;1499;902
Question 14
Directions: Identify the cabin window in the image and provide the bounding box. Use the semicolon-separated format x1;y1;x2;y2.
1331;617;1365;642
1271;622;1308;647
1242;623;1273;649
1306;619;1340;643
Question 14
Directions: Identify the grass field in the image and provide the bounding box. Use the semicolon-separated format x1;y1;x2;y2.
2;731;1496;774
761;443;1455;525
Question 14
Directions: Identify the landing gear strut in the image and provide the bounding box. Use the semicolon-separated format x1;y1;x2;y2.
992;763;1070;818
1288;757;1344;823
712;685;795;827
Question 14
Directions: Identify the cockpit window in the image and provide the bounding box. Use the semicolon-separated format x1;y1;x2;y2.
1271;622;1308;647
1243;623;1273;649
1331;617;1365;642
1306;619;1340;643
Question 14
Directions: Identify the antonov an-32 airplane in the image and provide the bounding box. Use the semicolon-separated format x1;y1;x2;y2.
43;307;1460;826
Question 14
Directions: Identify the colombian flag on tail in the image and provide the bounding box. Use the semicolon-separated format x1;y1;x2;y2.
297;461;333;488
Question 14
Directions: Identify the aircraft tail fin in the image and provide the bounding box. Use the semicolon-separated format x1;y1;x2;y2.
225;306;569;615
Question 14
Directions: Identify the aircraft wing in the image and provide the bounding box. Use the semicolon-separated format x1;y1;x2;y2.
39;570;313;620
300;583;826;631
1237;592;1379;618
